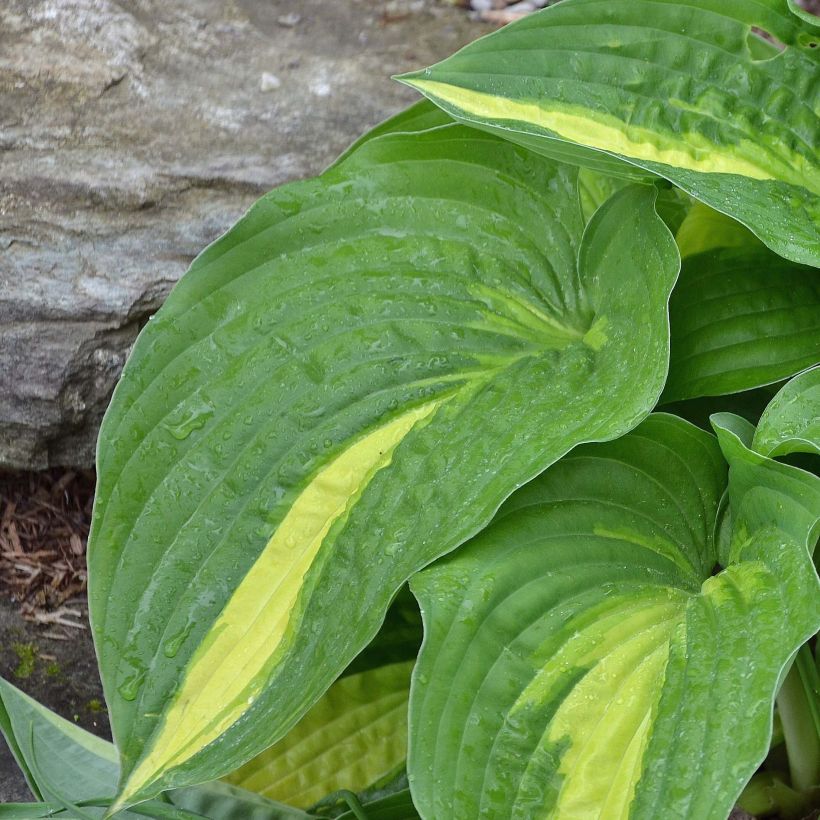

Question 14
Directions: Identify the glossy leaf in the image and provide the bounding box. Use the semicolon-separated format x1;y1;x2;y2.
226;662;412;808
330;100;452;168
408;412;820;818
88;121;679;808
662;246;820;402
398;0;820;265
753;366;820;458
660;383;782;433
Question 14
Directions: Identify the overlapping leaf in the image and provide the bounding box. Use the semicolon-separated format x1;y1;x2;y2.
226;662;412;808
408;404;820;818
398;0;820;265
87;120;679;808
753;365;820;457
663;247;820;401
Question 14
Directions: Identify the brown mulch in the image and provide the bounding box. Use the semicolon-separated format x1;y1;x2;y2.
0;469;95;634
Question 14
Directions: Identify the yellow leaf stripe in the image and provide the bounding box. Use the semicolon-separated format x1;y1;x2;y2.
117;400;442;806
406;80;819;195
511;593;686;819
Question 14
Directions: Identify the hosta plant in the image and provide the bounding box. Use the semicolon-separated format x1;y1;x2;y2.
2;0;818;818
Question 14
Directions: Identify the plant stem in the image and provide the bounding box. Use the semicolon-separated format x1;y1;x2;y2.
738;772;807;818
777;644;820;793
340;790;370;820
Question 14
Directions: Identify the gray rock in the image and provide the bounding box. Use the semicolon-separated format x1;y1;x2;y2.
0;0;487;469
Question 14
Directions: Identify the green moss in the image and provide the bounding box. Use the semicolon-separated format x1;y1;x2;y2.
87;698;105;713
45;662;62;678
12;643;38;679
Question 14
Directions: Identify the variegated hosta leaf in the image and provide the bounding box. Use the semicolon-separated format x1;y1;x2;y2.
225;661;411;808
88;121;679;808
662;246;820;402
408;411;820;819
753;365;820;458
398;0;820;266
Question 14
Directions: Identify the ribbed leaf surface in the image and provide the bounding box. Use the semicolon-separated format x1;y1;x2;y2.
663;247;820;401
408;409;820;819
87;122;679;808
399;0;820;265
226;662;411;808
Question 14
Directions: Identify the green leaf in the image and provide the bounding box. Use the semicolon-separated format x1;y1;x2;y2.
398;0;820;266
169;783;312;820
0;805;57;818
88;119;679;808
712;411;820;565
0;676;305;820
662;247;820;402
753;366;820;458
0;676;119;808
407;412;820;818
225;662;412;808
342;587;422;678
660;383;782;432
330;101;453;169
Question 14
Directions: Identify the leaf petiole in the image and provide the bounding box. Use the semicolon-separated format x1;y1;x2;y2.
777;642;820;794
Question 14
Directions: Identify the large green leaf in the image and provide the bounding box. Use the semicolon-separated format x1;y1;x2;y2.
88;119;678;809
407;411;820;819
662;246;820;402
225;661;412;808
398;0;820;266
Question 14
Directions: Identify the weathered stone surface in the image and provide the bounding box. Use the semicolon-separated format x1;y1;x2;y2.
0;0;487;469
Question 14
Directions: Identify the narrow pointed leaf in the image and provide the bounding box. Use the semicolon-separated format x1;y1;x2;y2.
398;0;820;265
408;412;820;819
0;677;305;819
0;676;119;807
662;247;820;402
88;122;678;807
225;662;412;808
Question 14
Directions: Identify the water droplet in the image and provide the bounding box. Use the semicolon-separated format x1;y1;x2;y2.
163;399;214;440
163;621;194;658
118;669;145;702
